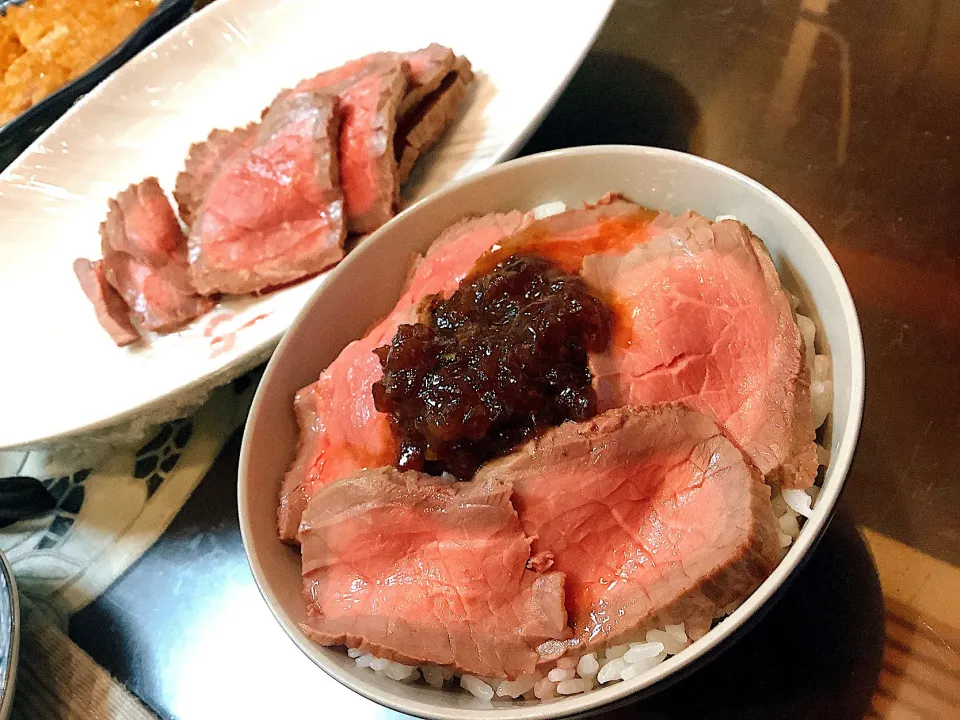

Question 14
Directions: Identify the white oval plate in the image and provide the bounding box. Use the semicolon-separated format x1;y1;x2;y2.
0;0;614;449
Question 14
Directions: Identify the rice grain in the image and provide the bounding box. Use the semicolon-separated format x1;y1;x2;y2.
577;653;600;678
547;667;575;682
400;670;422;684
497;674;537;698
597;658;627;684
816;444;830;466
814;354;830;382
369;656;391;672
533;201;568;219
557;679;592;695
782;488;813;518
460;675;494;701
384;662;416;681
533;678;558;700
624;642;663;663
422;666;445;688
779;511;801;538
797;314;816;369
604;644;629;660
646;629;686;655
811;380;833;429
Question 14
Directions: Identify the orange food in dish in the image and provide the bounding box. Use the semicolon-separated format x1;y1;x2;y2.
0;0;157;123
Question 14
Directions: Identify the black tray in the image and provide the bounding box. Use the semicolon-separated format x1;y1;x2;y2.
0;0;194;171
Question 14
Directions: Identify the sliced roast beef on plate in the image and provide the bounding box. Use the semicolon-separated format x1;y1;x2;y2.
475;404;782;651
72;258;141;347
299;467;569;679
173;122;258;228
290;43;475;233
75;178;213;345
188;91;345;295
278;210;532;541
582;211;818;488
396;55;474;183
292;54;409;234
173;44;468;240
397;43;457;119
75;43;474;347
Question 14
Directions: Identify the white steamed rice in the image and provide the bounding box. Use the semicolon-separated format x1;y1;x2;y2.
343;207;834;704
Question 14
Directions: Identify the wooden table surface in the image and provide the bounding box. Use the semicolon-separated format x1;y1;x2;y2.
66;0;960;718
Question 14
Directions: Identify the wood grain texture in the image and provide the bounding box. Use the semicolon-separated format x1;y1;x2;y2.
865;528;960;719
12;603;157;720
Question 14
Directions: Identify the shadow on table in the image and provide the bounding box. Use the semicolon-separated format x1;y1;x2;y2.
71;419;885;720
597;504;885;720
68;430;252;718
519;51;701;156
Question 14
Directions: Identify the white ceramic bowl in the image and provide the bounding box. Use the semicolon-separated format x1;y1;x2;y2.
238;146;865;720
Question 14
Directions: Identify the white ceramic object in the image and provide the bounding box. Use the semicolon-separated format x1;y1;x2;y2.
0;0;615;450
238;146;865;719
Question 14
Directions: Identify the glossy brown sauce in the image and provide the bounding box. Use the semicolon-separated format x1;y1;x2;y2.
372;254;612;477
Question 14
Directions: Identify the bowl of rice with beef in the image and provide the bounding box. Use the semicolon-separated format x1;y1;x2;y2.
238;145;864;719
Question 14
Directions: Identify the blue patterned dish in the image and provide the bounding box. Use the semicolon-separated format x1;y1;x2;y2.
0;549;18;720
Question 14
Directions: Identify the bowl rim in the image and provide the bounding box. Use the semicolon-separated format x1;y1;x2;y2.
238;144;866;720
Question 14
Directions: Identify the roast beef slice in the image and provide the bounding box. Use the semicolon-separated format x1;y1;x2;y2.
583;211;818;489
97;178;213;333
396;56;474;184
187;92;345;295
475;405;783;650
299;467;568;679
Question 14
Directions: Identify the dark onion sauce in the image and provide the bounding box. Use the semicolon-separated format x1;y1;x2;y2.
372;254;612;477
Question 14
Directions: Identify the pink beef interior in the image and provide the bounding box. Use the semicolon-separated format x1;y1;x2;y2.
96;178;213;335
583;212;818;489
476;405;783;650
299;468;569;679
293;55;408;234
330;62;407;234
174;123;258;229
188;92;345;295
